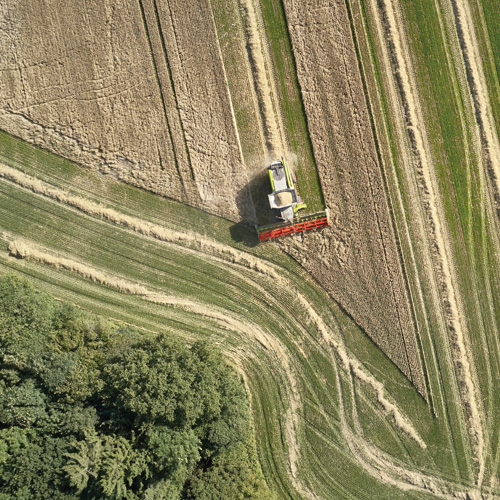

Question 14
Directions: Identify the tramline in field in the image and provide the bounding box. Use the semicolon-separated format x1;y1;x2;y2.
256;157;330;241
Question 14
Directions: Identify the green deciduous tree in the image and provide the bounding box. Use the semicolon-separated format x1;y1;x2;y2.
0;378;47;426
186;444;274;500
0;275;273;500
103;336;204;428
64;429;104;494
146;427;200;482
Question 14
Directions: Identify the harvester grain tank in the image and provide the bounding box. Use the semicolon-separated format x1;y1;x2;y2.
256;157;330;241
267;158;306;221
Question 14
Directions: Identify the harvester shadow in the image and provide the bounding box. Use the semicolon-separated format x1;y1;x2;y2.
231;171;279;247
229;222;259;247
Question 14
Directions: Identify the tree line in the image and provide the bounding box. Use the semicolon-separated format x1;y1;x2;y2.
0;274;273;499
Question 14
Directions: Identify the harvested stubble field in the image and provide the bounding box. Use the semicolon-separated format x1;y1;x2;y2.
0;138;471;499
2;0;500;497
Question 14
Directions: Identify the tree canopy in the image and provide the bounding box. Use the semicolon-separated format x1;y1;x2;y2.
0;274;273;499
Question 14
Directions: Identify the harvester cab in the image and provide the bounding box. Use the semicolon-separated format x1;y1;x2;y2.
267;158;307;220
256;156;330;241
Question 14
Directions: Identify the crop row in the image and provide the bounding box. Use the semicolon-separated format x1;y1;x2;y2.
352;0;500;490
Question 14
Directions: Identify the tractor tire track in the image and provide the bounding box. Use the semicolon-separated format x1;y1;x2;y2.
351;0;440;416
342;0;427;399
136;0;191;200
333;343;475;498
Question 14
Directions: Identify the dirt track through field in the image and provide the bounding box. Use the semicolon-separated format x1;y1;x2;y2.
337;368;456;498
4;234;433;496
5;232;315;498
296;294;425;449
4;232;461;497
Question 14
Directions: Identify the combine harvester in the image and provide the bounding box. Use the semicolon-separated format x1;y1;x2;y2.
256;157;330;241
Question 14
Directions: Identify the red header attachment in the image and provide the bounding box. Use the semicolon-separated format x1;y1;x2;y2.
257;210;330;241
